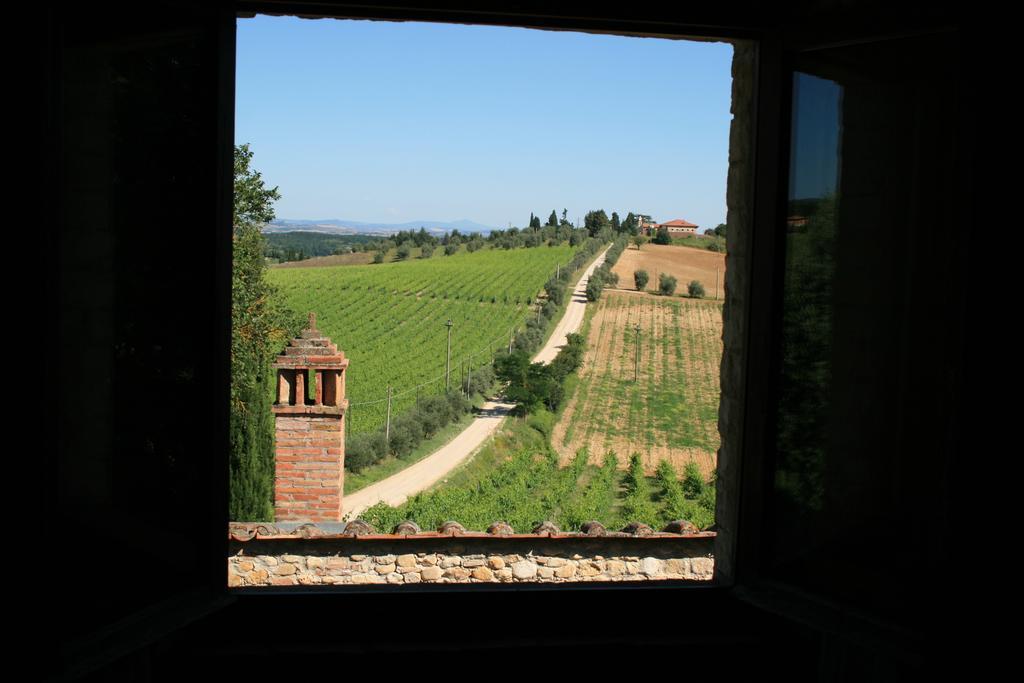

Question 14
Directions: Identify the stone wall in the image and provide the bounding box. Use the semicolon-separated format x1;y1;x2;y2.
714;40;756;584
229;534;715;587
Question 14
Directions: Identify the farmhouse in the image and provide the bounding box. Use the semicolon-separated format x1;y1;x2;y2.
646;218;700;237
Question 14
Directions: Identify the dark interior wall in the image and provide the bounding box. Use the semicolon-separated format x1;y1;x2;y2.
53;4;229;642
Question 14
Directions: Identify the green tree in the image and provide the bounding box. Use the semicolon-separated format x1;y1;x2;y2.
584;209;611;237
634;269;649;291
230;143;301;522
632;234;646;250
658;273;678;296
688;280;706;298
611;211;621;232
622;212;638;235
653;226;671;245
547;210;558;227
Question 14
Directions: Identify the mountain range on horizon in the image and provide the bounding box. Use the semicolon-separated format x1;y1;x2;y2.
264;217;500;235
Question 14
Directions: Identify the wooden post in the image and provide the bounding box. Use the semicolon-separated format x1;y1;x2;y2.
385;386;392;446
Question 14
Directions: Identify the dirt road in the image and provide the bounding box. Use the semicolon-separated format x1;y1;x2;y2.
341;245;611;520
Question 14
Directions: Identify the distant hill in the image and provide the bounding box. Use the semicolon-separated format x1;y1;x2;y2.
264;218;498;235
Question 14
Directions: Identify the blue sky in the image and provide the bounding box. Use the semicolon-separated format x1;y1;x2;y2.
236;16;734;230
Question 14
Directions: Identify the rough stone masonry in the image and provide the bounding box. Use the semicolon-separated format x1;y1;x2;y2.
228;524;715;587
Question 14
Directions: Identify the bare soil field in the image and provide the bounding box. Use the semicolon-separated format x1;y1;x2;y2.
551;290;722;478
612;244;726;299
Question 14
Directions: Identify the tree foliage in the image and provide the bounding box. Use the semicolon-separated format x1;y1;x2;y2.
584;209;611;237
634;269;649;291
230;144;301;522
658;273;678;296
688;280;706;298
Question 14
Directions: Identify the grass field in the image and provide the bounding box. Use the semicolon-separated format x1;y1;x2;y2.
267;245;577;435
551;290;723;478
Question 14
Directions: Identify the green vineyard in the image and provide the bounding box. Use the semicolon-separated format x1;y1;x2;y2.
267;245;578;434
359;432;717;533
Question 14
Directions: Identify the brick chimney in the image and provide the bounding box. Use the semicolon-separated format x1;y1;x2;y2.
272;312;349;522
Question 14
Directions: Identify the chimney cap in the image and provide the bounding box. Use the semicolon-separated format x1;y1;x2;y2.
272;311;348;368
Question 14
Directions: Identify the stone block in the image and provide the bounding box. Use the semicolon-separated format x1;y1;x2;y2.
511;561;537;579
471;567;494;581
691;557;714;577
640;557;663;576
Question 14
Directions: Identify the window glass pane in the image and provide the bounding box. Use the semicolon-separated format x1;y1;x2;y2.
767;35;961;625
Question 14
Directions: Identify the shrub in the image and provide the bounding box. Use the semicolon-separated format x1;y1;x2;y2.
653;226;671;245
420;243;435;258
396;244;411;260
372;251;385;264
688;280;706;298
682;461;707;498
444;243;459;256
658;273;677;296
585;279;603;302
634;269;649;291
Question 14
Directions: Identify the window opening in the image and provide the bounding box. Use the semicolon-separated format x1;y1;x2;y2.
229;14;743;588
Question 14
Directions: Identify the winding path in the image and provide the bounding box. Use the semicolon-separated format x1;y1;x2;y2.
341;245;611;519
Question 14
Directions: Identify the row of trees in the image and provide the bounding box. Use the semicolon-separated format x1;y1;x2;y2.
495;333;585;415
632;269;707;298
345;391;476;473
584;237;629;302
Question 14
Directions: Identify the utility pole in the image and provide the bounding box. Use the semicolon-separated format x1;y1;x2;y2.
508;328;514;354
716;268;720;301
385;386;392;445
445;319;453;391
634;323;641;382
467;363;472;398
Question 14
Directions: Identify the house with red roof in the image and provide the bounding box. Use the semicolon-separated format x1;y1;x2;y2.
646;218;700;237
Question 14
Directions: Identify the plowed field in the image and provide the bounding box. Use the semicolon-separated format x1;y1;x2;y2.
552;291;722;477
612;243;726;299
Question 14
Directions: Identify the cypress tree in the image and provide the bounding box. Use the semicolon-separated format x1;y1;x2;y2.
230;144;301;521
